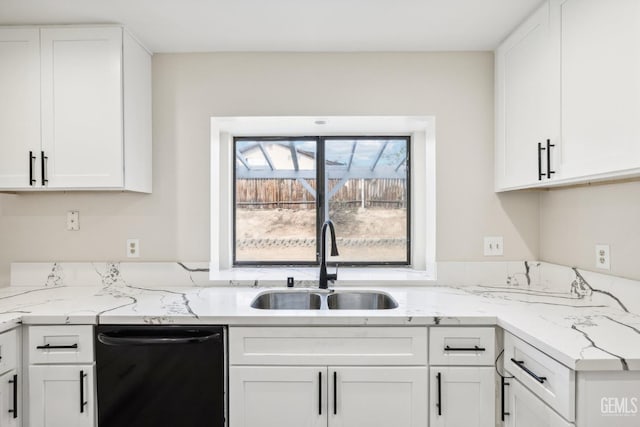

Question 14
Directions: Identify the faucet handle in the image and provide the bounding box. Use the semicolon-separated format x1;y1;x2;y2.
327;264;338;283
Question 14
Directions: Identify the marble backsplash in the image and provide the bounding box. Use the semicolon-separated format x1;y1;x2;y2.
9;260;640;315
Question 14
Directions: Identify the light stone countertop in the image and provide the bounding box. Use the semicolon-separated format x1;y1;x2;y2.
0;280;638;372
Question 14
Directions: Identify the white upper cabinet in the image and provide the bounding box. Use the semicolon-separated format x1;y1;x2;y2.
0;28;41;189
495;1;559;190
496;0;640;191
0;26;152;193
556;0;640;179
40;27;124;189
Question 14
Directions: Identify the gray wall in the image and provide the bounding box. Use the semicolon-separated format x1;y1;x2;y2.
0;52;539;285
540;181;640;280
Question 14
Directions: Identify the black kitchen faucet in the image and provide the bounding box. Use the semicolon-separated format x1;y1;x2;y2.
319;220;339;289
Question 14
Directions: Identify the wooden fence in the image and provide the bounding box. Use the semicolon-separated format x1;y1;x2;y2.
236;179;407;209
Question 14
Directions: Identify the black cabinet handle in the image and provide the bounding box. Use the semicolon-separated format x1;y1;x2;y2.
80;370;87;413
510;358;547;383
8;374;17;419
537;142;546;180
36;343;78;350
333;371;337;415
28;151;36;186
436;372;442;416
546;139;555;179
444;345;486;352
318;371;322;415
501;377;510;421
41;151;48;185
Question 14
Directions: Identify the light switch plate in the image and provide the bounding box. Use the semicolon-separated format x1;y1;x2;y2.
595;244;610;270
484;236;504;256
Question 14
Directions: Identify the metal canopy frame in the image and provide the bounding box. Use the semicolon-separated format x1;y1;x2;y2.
236;139;407;181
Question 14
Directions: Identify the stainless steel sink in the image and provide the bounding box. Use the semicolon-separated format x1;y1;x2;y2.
327;291;398;310
250;291;322;310
250;290;398;310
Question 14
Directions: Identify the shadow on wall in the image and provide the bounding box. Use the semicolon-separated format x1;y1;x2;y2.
539;180;640;280
497;190;540;259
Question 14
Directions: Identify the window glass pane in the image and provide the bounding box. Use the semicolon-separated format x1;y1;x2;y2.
235;139;317;263
325;138;409;263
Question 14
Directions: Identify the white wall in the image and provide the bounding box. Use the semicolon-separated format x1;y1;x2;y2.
0;52;539;285
540;181;640;280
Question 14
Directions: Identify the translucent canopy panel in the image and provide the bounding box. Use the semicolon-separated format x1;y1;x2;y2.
324;138;408;181
236;139;316;174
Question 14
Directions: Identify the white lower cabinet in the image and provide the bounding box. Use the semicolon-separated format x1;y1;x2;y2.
228;327;428;427
28;365;94;427
429;367;495;427
331;367;427;427
26;325;95;427
506;378;573;427
0;369;19;426
230;366;326;427
230;365;427;427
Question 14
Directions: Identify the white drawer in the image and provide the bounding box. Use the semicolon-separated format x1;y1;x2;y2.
429;327;495;366
504;332;575;422
28;325;94;364
0;329;18;374
229;327;428;365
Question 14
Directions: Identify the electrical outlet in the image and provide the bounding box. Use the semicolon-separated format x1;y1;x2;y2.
484;236;504;256
67;211;79;231
127;239;140;258
595;244;610;270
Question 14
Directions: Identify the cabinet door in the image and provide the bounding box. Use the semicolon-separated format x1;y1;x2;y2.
0;28;41;189
0;370;19;426
506;378;573;427
556;0;640;178
330;367;427;427
40;27;123;189
29;365;95;427
229;366;327;427
495;1;560;190
429;367;495;427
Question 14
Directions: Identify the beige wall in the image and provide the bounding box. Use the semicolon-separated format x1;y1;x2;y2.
0;52;539;285
540;181;640;280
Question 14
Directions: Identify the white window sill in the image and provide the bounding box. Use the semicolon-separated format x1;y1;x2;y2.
208;266;435;284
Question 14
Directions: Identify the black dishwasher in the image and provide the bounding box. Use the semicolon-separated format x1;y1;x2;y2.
96;325;225;427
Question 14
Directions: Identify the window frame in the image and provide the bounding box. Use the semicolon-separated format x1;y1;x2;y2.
232;135;411;267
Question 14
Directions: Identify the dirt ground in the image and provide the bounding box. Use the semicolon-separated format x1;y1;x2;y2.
236;207;407;262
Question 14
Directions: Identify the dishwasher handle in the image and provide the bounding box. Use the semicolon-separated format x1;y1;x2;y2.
97;331;222;346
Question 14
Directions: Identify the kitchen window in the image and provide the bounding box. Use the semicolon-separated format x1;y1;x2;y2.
233;136;411;266
210;116;435;278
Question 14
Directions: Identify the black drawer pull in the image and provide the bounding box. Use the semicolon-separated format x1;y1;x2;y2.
8;374;17;419
318;371;322;415
333;371;337;415
436;372;442;416
546;139;555;178
537;142;546;180
510;358;547;384
36;343;78;350
444;345;486;352
29;151;36;186
41;151;48;185
501;377;510;421
80;370;87;413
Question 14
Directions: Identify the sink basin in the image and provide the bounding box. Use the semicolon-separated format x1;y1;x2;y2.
250;291;322;310
327;291;398;310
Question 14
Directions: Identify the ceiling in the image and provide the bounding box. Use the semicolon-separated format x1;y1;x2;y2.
0;0;544;53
